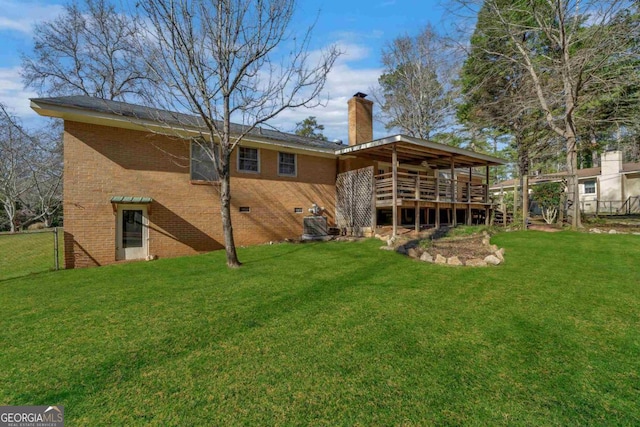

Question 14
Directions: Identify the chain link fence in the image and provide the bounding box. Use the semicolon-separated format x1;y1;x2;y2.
0;228;62;281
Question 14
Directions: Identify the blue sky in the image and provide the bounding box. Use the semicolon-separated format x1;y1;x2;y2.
0;0;449;141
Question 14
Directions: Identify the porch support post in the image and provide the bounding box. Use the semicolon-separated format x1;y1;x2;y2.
485;163;490;203
392;144;398;237
485;163;491;225
467;167;472;225
435;173;441;228
415;174;420;233
451;157;456;227
371;168;377;232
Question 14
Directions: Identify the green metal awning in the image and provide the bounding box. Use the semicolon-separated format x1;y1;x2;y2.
110;196;153;204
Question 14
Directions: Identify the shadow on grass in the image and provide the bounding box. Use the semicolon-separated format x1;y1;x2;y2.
13;245;393;408
240;241;326;264
0;269;59;284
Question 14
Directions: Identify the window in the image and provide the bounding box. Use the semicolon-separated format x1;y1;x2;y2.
238;147;259;173
190;141;219;181
278;152;296;176
294;207;303;214
584;180;596;194
239;207;250;213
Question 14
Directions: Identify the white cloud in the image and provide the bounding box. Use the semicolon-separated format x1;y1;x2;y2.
0;67;39;118
0;0;64;35
268;44;383;143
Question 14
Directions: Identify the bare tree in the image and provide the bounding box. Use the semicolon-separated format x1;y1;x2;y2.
136;0;339;267
0;104;34;232
373;25;457;139
452;0;639;228
20;124;63;229
0;104;63;232
21;0;151;100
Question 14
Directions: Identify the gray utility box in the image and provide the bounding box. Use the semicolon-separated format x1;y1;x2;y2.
302;216;331;241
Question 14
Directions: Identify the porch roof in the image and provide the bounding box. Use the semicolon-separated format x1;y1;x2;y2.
335;134;507;169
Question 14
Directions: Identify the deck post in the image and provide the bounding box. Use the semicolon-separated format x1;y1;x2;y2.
371;168;377;233
467;185;472;225
392;144;398;237
451;157;456;227
415;174;420;233
485;164;491;225
467;166;472;225
435;174;441;228
485;164;490;203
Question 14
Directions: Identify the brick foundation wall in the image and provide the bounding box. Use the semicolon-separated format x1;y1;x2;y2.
63;122;336;268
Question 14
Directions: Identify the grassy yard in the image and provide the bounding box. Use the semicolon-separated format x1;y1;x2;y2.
0;229;62;280
1;231;638;425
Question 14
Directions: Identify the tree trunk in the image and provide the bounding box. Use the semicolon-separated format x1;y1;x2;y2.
3;201;16;233
523;174;529;229
219;153;241;268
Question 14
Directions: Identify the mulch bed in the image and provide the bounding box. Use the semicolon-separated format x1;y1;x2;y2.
426;234;494;261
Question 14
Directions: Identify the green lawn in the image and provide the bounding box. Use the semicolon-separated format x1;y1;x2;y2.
0;229;62;280
1;232;638;425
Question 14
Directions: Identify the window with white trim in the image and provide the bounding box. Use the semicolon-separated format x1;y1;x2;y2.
190;141;219;181
238;147;259;173
584;180;596;194
278;152;297;176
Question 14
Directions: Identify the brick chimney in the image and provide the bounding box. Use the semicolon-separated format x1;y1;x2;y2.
348;92;373;146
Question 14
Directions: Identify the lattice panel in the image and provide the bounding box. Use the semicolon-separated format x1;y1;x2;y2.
336;166;373;235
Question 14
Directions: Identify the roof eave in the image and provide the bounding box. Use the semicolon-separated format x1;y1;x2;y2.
30;98;337;157
335;134;507;166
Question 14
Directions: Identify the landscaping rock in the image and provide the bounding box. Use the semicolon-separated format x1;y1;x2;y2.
466;258;488;267
435;254;447;264
482;237;490;246
407;248;420;259
590;228;602;234
484;254;502;265
420;252;433;263
489;244;499;252
397;246;407;255
608;229;617;234
495;248;505;262
387;237;397;246
379;245;395;251
447;256;463;266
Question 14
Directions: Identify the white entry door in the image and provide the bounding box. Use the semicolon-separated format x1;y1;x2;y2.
116;205;148;260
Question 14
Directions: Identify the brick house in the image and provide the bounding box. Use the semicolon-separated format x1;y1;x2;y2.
31;93;505;268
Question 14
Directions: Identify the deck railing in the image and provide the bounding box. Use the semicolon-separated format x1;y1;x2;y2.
375;172;488;205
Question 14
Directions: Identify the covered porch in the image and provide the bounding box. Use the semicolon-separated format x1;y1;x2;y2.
336;135;507;236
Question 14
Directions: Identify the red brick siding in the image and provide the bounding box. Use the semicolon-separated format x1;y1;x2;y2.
63;121;336;268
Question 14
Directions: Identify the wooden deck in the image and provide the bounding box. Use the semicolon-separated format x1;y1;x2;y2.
375;172;490;208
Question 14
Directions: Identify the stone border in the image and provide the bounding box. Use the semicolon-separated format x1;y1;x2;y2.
589;228;640;235
378;231;505;267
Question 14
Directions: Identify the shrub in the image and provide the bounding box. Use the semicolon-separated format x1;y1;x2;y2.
531;182;564;224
